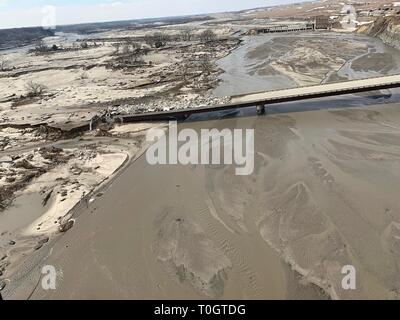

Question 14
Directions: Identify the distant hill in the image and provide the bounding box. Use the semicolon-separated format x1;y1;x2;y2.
57;15;213;34
0;27;54;50
0;15;213;51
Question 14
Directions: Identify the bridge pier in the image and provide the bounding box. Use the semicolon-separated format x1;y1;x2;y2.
256;104;265;115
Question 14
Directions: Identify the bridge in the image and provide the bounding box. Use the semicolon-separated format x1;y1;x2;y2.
119;75;400;122
254;23;315;34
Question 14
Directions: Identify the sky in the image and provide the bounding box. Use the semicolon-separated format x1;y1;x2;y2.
0;0;309;29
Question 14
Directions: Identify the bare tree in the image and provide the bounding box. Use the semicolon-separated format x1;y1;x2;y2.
0;58;9;71
199;55;213;75
181;29;193;42
141;47;150;56
181;63;191;83
200;29;217;43
128;40;140;52
25;80;47;97
113;42;121;54
153;32;169;48
121;44;131;55
144;35;154;47
34;40;49;53
132;50;145;63
79;71;89;80
118;40;145;64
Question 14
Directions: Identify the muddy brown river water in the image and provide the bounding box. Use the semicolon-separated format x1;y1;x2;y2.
213;32;400;97
4;31;400;299
6;102;400;300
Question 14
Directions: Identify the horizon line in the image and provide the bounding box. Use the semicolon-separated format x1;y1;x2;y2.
0;2;300;31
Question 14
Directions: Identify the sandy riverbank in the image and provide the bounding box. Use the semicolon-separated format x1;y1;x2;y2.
0;122;165;287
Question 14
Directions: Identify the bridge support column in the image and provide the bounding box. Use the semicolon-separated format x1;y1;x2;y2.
256;105;265;115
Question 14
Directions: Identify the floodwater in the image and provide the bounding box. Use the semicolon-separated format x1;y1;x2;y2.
0;192;49;246
12;101;400;300
0;32;86;56
0;193;47;234
5;32;400;300
213;32;400;97
15;117;332;300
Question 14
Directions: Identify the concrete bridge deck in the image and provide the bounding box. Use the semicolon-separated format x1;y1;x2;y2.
255;23;315;34
120;74;400;122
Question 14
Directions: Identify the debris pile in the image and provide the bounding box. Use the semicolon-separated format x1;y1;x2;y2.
109;95;231;115
0;127;42;151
